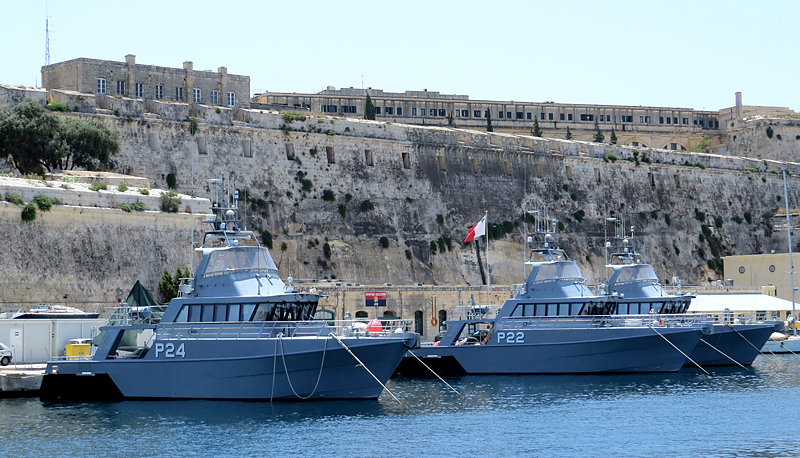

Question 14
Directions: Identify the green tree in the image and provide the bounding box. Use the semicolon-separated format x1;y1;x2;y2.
531;118;542;137
0;99;120;174
158;266;191;302
565;126;573;140
690;135;712;153
593;123;604;143
610;128;617;144
486;108;493;133
364;94;375;120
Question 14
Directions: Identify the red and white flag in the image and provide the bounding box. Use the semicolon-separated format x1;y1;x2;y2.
464;215;487;243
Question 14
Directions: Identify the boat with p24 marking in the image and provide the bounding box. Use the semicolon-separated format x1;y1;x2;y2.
395;221;709;376
40;178;418;401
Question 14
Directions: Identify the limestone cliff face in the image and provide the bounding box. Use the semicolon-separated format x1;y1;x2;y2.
93;110;799;288
3;109;799;298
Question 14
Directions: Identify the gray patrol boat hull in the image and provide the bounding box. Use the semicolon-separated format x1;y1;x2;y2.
398;325;702;376
42;331;416;400
688;323;782;367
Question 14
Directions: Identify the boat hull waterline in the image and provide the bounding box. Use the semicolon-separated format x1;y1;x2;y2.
397;327;703;376
42;336;414;400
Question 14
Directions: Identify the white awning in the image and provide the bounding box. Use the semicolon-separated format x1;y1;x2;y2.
689;294;798;313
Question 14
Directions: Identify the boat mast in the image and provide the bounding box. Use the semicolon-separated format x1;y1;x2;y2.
783;170;797;335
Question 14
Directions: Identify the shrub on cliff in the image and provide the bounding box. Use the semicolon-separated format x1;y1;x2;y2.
364;95;376;121
33;195;53;212
160;191;182;212
21;203;37;222
4;193;24;206
0;99;120;175
360;200;374;212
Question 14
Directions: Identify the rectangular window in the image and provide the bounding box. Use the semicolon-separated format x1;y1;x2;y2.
715;121;719;128
211;90;218;105
640;116;644;123
568;114;573;121
548;113;554;120
506;111;511;119
439;109;446;116
326;146;335;164
673;117;678;124
659;116;664;124
375;106;381;115
397;107;402;115
420;108;425;116
176;87;183;101
455;110;460;117
386;107;394;115
117;81;125;95
670;143;677;150
402;152;410;169
645;116;651;123
97;78;106;94
527;112;532;120
228;92;236;107
499;111;504;119
155;85;163;99
484;110;490;117
699;120;704;127
135;83;143;98
694;120;698;125
683;118;689;124
540;112;545;120
461;110;468;117
412;108;417;116
624;116;633;123
632;141;639;146
365;149;374;166
666;117;671;124
607;115;611;122
193;88;201;103
474;110;481;118
517;112;524;119
560;113;565;121
580;114;594;121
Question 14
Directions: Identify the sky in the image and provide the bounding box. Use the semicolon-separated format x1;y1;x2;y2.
2;0;797;112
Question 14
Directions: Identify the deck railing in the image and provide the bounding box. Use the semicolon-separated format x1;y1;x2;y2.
154;319;414;340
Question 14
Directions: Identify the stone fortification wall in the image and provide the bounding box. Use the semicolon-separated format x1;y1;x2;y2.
725;117;800;162
79;108;800;289
0;177;209;307
4;96;800;295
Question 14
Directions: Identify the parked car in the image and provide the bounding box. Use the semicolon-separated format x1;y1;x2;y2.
0;343;13;366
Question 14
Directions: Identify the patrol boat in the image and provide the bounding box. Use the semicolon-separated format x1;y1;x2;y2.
395;224;708;376
41;183;418;401
603;221;780;366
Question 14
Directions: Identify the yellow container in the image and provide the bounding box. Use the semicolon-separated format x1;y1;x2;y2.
66;343;91;360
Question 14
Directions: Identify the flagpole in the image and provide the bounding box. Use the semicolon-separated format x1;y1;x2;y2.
485;210;490;306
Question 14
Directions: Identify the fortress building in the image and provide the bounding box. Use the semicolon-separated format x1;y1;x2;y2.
41;54;250;109
254;87;798;154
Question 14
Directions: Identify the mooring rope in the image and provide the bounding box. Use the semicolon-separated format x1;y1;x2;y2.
329;333;403;405
406;349;464;399
697;338;748;369
270;334;278;402
278;332;328;400
722;323;781;368
649;325;709;375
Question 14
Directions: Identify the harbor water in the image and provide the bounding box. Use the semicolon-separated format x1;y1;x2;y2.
2;355;800;457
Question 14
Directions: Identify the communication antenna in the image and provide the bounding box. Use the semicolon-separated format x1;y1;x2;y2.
45;1;51;66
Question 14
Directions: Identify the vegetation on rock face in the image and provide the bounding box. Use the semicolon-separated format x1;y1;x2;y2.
564;126;573;140
166;173;177;190
531;118;542;137
132;200;145;211
610;128;617;144
379;236;390;249
0;99;120;175
360;200;374;212
33;195;53;212
120;204;132;212
5;193;24;206
321;189;336;202
593;124;604;143
690;135;712;153
89;182;108;191
160;191;182;212
21;203;37;222
261;230;273;249
187;116;199;136
158;266;191;302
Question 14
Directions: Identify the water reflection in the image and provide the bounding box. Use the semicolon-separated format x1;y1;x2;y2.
1;355;799;457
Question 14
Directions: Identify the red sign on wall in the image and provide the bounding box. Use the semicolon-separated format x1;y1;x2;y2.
365;292;387;307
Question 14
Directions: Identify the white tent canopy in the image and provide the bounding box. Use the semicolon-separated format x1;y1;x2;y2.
689;294;796;314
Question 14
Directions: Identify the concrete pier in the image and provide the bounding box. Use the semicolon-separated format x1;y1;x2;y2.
0;365;45;397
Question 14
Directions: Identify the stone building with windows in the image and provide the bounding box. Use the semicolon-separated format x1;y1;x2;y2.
254;88;798;153
41;54;250;109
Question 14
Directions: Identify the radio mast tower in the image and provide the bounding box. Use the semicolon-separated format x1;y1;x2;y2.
45;2;50;66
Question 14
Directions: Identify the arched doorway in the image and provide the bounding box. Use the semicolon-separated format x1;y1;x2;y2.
438;309;447;332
